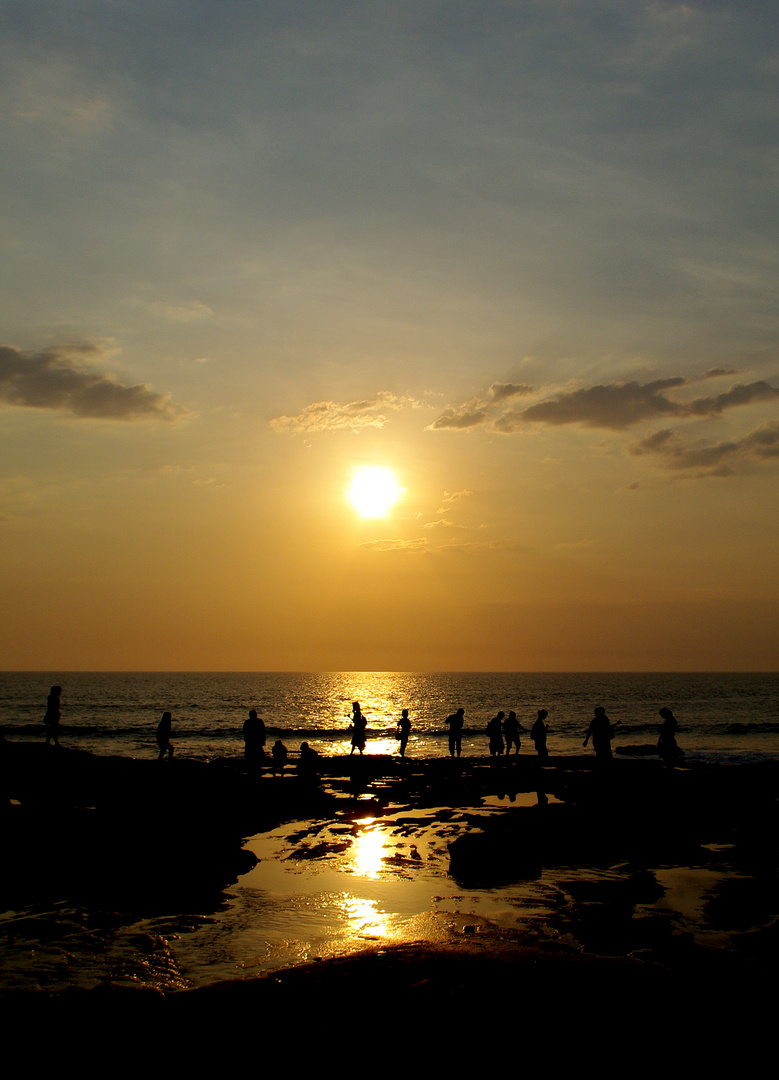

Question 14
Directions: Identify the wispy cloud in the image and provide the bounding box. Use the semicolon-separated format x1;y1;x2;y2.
0;343;190;421
357;536;515;555
431;376;779;434
685;382;779;417
631;420;779;476
426;399;489;431
519;378;688;429
270;391;423;433
423;518;466;531
437;489;474;514
704;368;741;379
358;538;428;552
488;382;534;401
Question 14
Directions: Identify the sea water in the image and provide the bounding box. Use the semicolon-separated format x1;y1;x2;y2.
1;670;777;763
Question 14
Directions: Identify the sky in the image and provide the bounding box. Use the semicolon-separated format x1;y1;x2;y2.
1;0;777;671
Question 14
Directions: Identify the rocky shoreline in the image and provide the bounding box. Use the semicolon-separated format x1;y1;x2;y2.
2;741;778;1046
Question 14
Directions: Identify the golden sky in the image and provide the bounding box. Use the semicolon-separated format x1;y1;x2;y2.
1;1;777;670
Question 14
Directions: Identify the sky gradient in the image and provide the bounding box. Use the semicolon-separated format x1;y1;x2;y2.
1;0;777;671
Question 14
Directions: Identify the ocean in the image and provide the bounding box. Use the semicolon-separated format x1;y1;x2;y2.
1;670;777;763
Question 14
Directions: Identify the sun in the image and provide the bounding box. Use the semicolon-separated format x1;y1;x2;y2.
347;466;402;519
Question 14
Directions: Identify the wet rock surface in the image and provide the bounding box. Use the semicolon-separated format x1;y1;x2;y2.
2;742;779;1036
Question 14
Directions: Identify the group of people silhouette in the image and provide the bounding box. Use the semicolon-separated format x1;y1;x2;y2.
41;685;682;767
483;709;550;759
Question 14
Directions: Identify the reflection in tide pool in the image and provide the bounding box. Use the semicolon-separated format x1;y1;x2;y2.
168;799;751;990
351;819;386;879
339;894;391;939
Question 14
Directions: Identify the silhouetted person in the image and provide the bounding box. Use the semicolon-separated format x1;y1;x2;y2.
156;711;174;760
531;709;549;760
583;707;619;761
397;709;411;758
243;708;266;769
271;738;288;775
298;741;320;775
350;701;367;755
44;685;62;747
487;711;505;756
658;707;683;765
504;710;524;755
445;708;465;758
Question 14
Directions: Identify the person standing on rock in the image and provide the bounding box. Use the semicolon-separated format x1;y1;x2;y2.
243;708;266;771
397;709;411;758
583;706;619;762
445;708;465;758
657;707;683;765
504;710;523;755
156;711;174;761
350;701;367;756
43;685;62;747
486;711;505;757
531;709;549;760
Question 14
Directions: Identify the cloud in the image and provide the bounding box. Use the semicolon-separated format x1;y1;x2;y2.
704;368;740;379
744;422;779;459
686;382;779;416
357;537;515;555
631;421;779;475
488;382;534;401
0;343;190;421
270;391;423;433
508;378;779;431
426;399;489;430
520;378;688;429
425;373;779;439
491;408;528;434
423;519;466;530
358;538;428;552
438;489;473;513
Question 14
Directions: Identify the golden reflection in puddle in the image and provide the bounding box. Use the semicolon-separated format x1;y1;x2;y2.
338;894;392;939
351;818;387;879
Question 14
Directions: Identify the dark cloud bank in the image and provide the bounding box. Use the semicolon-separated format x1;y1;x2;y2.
632;421;779;476
429;374;779;478
432;377;779;433
0;344;188;420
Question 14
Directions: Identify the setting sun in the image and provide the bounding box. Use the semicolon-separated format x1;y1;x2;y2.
347;467;402;518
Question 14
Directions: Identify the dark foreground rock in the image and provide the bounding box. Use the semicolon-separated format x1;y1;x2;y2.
1;938;774;1063
0;742;333;909
2;741;779;1059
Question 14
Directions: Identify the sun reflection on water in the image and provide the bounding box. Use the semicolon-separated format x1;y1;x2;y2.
338;894;391;939
351;818;386;879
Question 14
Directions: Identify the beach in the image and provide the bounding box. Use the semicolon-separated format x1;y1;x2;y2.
2;738;778;1052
